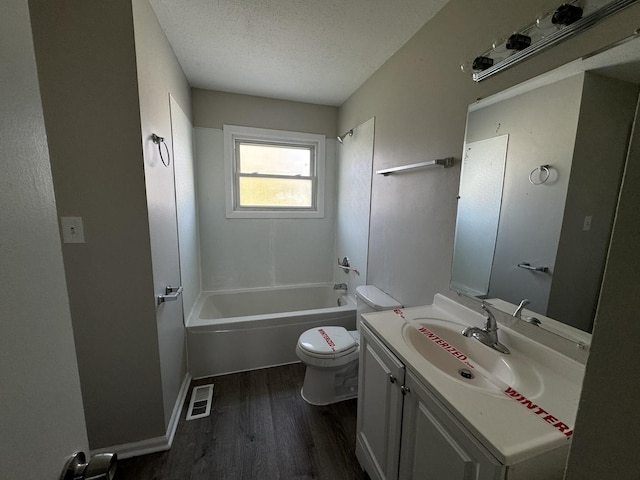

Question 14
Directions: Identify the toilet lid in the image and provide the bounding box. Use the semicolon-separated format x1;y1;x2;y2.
299;326;357;357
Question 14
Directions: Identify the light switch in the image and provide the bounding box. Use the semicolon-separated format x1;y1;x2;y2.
61;216;85;243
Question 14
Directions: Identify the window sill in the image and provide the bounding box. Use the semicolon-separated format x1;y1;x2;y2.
225;208;325;219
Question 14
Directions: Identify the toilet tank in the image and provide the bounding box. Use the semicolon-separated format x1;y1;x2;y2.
355;286;402;327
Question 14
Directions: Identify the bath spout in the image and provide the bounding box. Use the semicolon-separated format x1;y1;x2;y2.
333;283;348;291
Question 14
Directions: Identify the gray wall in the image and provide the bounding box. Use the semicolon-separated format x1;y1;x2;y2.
565;93;640;479
548;73;638;331
132;0;192;433
29;0;165;449
193;91;339;293
339;0;640;307
339;0;640;477
193;88;337;137
1;0;89;476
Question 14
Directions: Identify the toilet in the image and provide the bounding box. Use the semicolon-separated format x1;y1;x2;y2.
295;285;401;405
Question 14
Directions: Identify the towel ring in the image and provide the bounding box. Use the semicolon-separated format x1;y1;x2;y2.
529;164;550;185
152;133;171;167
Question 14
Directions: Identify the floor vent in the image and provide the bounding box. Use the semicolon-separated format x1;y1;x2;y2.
186;384;213;421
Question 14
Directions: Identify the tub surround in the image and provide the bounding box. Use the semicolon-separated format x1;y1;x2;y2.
192;91;340;295
194;127;338;292
333;117;375;294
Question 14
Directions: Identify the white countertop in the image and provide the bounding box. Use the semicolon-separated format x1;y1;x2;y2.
361;294;585;465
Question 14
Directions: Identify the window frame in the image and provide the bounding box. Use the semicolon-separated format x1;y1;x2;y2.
224;125;326;219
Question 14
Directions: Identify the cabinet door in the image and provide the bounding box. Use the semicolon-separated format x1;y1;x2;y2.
356;324;406;480
399;372;505;480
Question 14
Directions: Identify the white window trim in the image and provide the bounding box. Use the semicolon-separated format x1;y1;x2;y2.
223;124;326;219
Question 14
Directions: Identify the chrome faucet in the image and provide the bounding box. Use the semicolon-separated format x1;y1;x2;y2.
461;303;510;354
333;283;348;291
513;299;541;326
513;299;530;318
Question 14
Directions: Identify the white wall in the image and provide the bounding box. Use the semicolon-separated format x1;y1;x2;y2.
334;118;375;291
195;127;337;291
170;95;201;322
1;0;89;476
192;93;375;299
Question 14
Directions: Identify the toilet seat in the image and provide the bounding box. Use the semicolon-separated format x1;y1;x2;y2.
298;326;357;359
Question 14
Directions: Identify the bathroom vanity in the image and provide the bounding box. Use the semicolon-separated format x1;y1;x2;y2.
355;295;584;480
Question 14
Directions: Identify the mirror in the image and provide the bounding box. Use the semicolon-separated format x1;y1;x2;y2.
452;34;640;339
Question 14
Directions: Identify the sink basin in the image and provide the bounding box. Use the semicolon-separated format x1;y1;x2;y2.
402;318;542;397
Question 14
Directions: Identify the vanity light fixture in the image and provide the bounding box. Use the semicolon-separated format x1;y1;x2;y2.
505;33;532;51
552;3;585;25
464;0;640;81
472;56;494;71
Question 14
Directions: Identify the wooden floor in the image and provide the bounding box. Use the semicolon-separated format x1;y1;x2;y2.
115;363;369;480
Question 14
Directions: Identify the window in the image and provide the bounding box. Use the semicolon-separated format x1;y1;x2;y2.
224;125;326;218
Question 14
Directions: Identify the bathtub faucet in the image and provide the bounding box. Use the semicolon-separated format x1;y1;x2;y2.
333;283;348;291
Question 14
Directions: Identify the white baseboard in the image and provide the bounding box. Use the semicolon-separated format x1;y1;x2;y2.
91;434;170;460
91;372;192;460
166;372;192;446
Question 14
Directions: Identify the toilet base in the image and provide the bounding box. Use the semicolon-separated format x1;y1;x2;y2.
299;361;358;406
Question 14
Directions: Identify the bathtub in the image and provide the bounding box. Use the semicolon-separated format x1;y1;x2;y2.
186;284;357;377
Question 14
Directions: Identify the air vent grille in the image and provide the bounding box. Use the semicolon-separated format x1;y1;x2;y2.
186;384;213;421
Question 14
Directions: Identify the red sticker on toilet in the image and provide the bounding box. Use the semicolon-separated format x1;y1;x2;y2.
317;328;336;352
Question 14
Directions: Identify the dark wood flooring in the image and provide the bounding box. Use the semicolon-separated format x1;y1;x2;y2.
115;363;369;480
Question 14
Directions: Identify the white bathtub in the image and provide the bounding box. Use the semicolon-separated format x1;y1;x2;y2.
186;284;357;377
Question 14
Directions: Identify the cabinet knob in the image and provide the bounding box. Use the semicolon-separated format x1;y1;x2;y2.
401;385;411;395
389;374;396;384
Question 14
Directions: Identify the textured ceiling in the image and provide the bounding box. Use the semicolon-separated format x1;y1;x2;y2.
148;0;450;106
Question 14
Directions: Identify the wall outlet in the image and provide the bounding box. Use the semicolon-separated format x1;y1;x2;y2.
582;215;593;232
61;216;85;243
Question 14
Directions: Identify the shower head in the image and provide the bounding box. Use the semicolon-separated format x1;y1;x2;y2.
337;129;354;144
